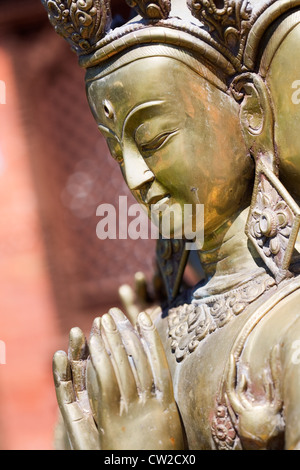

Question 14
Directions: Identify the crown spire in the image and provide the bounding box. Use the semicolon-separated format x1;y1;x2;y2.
187;0;252;56
41;0;112;54
125;0;171;19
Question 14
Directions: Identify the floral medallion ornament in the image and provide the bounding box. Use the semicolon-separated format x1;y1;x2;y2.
246;160;300;283
126;0;171;19
211;403;240;450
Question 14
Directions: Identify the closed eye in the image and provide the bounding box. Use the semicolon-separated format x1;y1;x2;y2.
97;124;123;164
138;129;179;154
107;137;123;163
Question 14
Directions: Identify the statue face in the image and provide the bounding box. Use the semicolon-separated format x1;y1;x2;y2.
87;56;253;240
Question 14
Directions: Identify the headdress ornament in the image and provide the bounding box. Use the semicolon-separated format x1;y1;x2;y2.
41;0;300;74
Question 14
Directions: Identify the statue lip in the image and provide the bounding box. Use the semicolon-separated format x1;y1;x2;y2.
150;194;171;212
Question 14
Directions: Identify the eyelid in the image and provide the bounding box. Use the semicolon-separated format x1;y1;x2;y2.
138;129;179;154
98;125;123;163
98;124;121;143
107;138;123;163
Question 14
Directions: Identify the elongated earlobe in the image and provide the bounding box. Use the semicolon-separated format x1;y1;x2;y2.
231;73;300;283
231;72;276;172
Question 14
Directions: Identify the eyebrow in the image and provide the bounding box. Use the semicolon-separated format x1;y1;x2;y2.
121;100;165;140
98;124;121;143
98;100;166;143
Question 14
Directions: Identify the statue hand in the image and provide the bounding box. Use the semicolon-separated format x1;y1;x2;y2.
53;328;100;450
88;308;185;450
226;348;284;450
118;270;165;326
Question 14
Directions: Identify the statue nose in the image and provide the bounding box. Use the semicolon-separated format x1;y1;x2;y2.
124;152;155;191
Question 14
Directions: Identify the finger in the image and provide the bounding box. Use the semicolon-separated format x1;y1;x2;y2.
118;284;140;325
134;271;150;304
88;333;120;413
68;327;88;396
68;327;88;361
90;317;101;339
101;313;138;405
109;308;153;398
137;311;173;405
225;354;244;414
262;345;282;410
53;350;74;404
234;363;252;410
226;354;236;394
238;374;251;409
88;316;103;416
86;357;100;425
270;344;282;404
53;350;99;450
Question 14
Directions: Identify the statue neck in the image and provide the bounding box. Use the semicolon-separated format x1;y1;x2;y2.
194;208;265;298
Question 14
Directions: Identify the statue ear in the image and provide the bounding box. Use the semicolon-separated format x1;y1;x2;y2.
234;74;300;283
231;73;275;168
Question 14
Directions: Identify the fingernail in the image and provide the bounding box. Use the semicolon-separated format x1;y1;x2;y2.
138;311;152;328
91;317;101;337
101;313;117;332
69;327;87;360
53;350;71;386
109;308;126;322
118;284;135;303
135;271;146;282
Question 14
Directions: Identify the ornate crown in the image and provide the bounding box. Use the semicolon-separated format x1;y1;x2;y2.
41;0;300;73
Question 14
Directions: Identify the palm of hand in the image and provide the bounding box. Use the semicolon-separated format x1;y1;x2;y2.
53;309;185;450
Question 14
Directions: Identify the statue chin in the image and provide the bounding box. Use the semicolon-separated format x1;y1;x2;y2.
42;0;300;451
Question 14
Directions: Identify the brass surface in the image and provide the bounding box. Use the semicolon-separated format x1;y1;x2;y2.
41;0;300;450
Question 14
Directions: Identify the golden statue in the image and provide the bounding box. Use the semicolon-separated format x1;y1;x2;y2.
41;0;300;450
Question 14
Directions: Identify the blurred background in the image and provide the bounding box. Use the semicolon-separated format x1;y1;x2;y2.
0;0;159;450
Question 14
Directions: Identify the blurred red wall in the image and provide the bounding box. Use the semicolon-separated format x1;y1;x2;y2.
0;0;156;450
